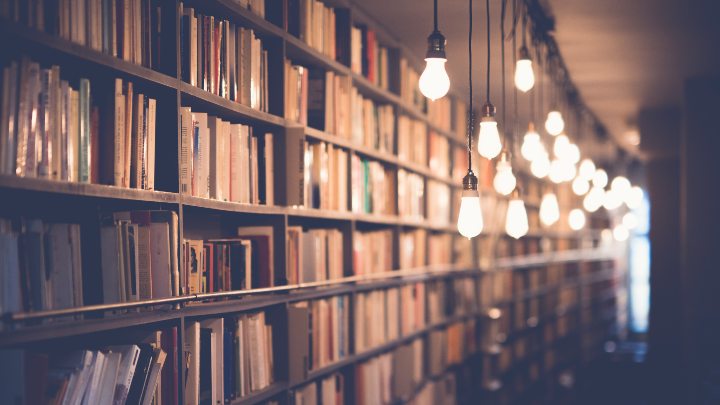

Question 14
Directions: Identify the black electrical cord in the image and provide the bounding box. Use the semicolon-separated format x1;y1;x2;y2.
467;0;473;169
485;0;491;103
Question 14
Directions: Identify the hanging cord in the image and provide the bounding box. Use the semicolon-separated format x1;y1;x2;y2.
467;0;473;170
485;0;491;102
433;0;438;31
512;0;518;160
501;0;507;137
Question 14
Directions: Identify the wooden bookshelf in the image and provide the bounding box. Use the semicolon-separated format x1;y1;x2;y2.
0;1;626;404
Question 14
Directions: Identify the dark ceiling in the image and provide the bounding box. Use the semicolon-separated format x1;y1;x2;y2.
347;0;720;161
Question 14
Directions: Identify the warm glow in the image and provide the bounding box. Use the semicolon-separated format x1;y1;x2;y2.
457;190;484;238
553;134;570;158
569;209;586;230
603;188;623;210
583;187;605;212
578;159;596;181
418;58;450;101
540;193;560;226
611;176;631;194
564;143;580;164
478;120;503;159
625;186;644;209
506;198;529;239
549;159;576;183
592;169;608;188
493;160;516;196
613;224;629;241
514;59;535;92
623;212;639;229
521;127;542;161
531;152;551;178
572;177;590;195
545;111;565;136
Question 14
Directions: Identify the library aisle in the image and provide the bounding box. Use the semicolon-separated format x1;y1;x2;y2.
0;0;718;404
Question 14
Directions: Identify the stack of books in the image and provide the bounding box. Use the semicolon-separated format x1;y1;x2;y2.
350;25;391;90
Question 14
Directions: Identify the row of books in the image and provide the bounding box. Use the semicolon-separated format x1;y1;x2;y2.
399;57;423;111
100;210;179;302
354;288;400;353
1;0;162;69
0;59;159;188
397;115;428;166
286;227;344;285
302;140;349;211
429;131;450;178
0;328;176;405
428;233;452;266
289;296;350;374
183;312;275;404
352;229;393;276
400;229;426;270
291;0;337;59
427;97;451;133
427;180;451;225
182;226;275;295
180;4;269;112
0;219;82;314
179;107;274;205
351;155;395;216
350;25;391;90
426;277;478;325
351;89;395;153
292;372;344;405
398;169;424;220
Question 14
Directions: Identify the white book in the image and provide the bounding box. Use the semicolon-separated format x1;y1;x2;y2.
146;98;156;190
180;107;192;195
97;352;122;405
184;321;200;405
110;345;140;405
229;124;243;202
149;222;171;299
207;116;224;201
82;351;106;405
140;349;167;405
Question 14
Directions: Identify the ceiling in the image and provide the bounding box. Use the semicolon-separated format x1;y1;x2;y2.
347;0;720;162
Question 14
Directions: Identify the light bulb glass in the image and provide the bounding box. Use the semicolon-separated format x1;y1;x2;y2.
592;169;608;188
583;187;605;212
572;177;590;196
625;186;644;209
613;224;629;242
549;159;568;183
521;129;542;161
514;59;535;92
530;152;550;178
611;176;631;194
478;120;502;159
505;198;529;239
568;209;586;230
539;193;560;226
493;160;516;196
553;134;570;158
623;212;639;229
578;159;596;180
565;143;580;164
545;111;565;136
602;188;623;210
457;190;484;238
418;58;450;101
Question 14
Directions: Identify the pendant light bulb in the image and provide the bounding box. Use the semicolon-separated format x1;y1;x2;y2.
553;134;570;158
521;123;542;161
539;192;560;226
493;154;516;196
478;103;502;159
506;193;529;239
623;212;639;230
611;176;631;195
545;111;565;136
578;159;596;181
531;152;551;178
603;188;623;210
565;143;580;164
592;169;608;188
583;187;605;212
568;208;586;231
625;186;644;209
572;177;590;196
419;58;450;101
613;224;629;242
549;159;565;183
457;171;484;239
514;46;534;92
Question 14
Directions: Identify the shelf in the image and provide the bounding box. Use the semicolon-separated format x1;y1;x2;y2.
0;175;179;203
1;21;179;89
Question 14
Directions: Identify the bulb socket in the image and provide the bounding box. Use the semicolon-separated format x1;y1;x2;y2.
425;30;447;59
463;170;479;191
481;102;496;118
511;187;522;199
498;150;511;163
518;45;531;61
528;121;535;132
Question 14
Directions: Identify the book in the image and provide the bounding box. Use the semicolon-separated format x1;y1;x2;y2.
350;88;394;152
353;229;392;276
236;226;275;287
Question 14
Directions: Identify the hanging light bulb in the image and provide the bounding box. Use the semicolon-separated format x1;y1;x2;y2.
568;209;586;230
572;177;590;196
493;152;516;195
613;224;629;242
545;111;565;136
583;187;605;212
564;143;580;164
553;134;570;158
505;190;529;239
603;188;623;210
521;123;542;161
611;176;631;195
531;151;551;178
623;212;639;230
514;46;534;92
419;0;450;100
592;169;608;188
578;159;596;181
625;186;644;209
549;159;574;183
478;103;502;159
539;192;560;226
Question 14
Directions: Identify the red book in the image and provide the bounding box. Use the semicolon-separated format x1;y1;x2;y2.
366;30;376;83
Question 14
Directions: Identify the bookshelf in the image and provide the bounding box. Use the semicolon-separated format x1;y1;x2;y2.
0;1;625;404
